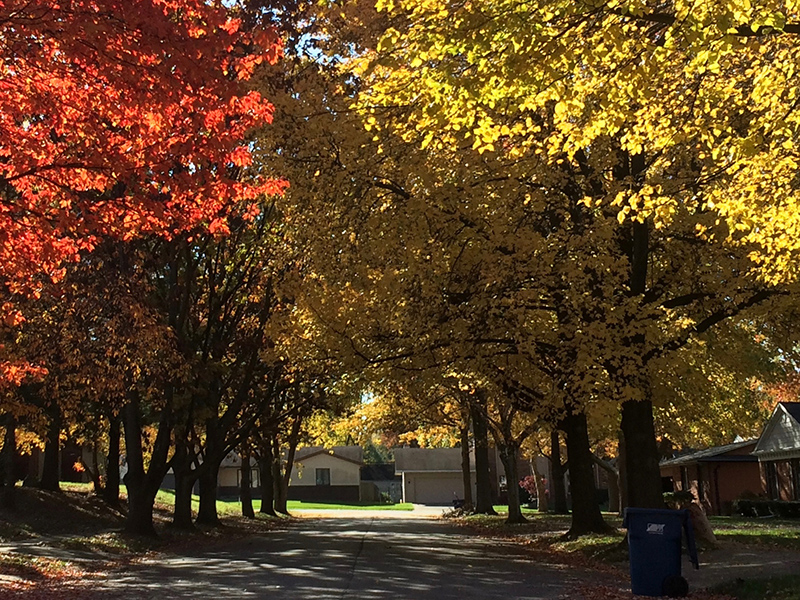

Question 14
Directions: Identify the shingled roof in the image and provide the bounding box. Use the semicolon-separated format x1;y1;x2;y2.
660;438;758;468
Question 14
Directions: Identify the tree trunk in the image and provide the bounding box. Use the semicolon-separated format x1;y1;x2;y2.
470;398;497;515
618;432;628;515
2;415;17;510
550;429;568;514
531;458;548;513
259;443;276;516
278;415;303;515
39;404;61;491
173;470;196;529
240;444;255;519
81;441;104;494
499;446;526;524
621;399;664;509
122;396;172;536
103;414;121;507
272;436;287;514
562;412;610;538
459;423;473;511
196;465;221;526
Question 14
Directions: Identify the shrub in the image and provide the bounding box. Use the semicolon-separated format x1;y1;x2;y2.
732;499;800;519
663;491;694;509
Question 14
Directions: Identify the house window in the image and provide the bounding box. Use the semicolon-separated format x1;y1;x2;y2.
237;468;260;489
791;459;800;501
316;468;331;486
765;462;779;500
680;467;689;492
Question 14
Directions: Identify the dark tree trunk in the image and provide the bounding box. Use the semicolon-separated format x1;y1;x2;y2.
240;444;254;519
619;205;662;510
122;396;172;537
173;470;196;529
103;414;121;507
459;423;473;511
39;404;61;491
170;438;197;529
618;432;628;515
82;442;104;494
278;415;303;515
499;446;526;524
562;412;610;538
2;415;17;510
272;436;287;514
550;429;568;514
196;466;221;526
259;443;276;516
470;398;497;515
621;398;664;509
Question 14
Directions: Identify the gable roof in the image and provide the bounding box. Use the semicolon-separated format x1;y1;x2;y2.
783;402;800;424
294;446;364;466
753;402;800;459
660;439;758;468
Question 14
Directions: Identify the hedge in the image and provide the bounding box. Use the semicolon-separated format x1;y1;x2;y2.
732;499;800;519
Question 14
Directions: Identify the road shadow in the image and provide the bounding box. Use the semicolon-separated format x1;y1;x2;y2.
96;517;621;599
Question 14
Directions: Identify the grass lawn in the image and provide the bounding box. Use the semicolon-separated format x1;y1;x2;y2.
286;500;414;511
709;516;800;551
57;483;414;513
712;574;800;600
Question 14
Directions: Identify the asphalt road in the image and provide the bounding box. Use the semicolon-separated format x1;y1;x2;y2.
95;516;612;599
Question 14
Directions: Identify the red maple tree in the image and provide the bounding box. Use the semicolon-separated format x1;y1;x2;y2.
0;0;286;383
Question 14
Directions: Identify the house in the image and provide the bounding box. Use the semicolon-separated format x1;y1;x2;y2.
659;438;762;515
287;446;364;502
393;446;536;505
753;402;800;501
217;452;259;498
394;447;476;505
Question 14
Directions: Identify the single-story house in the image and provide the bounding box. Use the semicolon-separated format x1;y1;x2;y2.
660;438;762;515
287;446;363;502
753;402;800;501
218;451;259;498
394;447;475;505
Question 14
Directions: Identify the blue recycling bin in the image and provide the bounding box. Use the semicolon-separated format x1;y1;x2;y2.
623;508;699;597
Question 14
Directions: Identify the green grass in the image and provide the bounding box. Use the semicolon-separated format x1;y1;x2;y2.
154;489;243;516
286;500;414;511
709;516;800;551
712;574;800;600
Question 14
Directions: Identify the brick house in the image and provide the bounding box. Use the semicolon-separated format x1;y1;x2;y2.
660;438;763;515
753;402;800;501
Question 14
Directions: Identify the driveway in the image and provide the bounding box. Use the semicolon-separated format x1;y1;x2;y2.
94;516;619;599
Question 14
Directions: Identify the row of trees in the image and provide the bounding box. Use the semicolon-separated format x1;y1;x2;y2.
2;0;800;540
252;0;800;536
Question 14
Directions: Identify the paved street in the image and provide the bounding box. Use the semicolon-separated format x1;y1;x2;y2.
95;515;616;599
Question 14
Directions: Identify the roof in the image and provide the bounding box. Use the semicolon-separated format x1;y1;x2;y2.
783;402;800;424
753;402;800;459
394;447;462;472
294;446;364;466
660;439;758;468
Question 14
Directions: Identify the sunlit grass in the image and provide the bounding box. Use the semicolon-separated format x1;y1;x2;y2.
287;500;414;511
